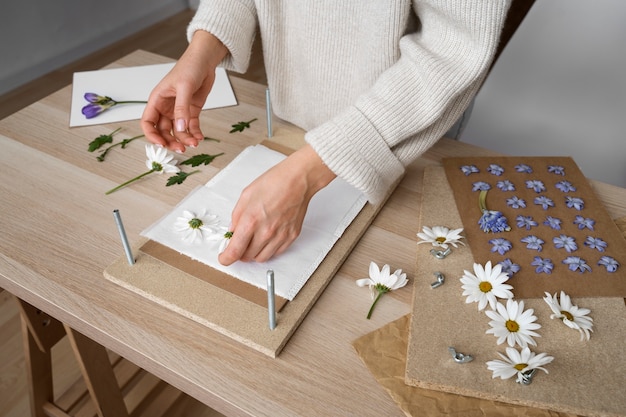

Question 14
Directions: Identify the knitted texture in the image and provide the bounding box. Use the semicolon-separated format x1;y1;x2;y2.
189;0;511;203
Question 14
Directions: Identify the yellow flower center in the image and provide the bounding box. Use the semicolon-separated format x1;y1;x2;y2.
561;310;574;321
505;320;520;332
435;236;447;243
479;281;493;293
188;218;203;229
514;363;528;371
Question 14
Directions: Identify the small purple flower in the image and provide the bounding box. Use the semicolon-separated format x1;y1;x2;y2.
547;165;565;175
478;210;511;233
499;258;520;277
555;180;576;193
521;235;544;252
487;164;505;176
489;238;512;255
81;93;116;119
472;181;491;192
584;236;607;252
553;235;577;253
496;180;515;191
598;256;619;272
543;216;562;230
506;196;526;209
565;196;585;210
574;215;595;230
516;215;538;230
531;256;553;274
526;179;546;193
515;164;533;173
563;256;591;273
461;165;479;176
534;195;554;210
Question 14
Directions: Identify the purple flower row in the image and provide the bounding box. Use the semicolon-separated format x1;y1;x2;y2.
514;214;595;231
460;164;566;177
489;234;608;255
471;180;577;194
497;255;619;276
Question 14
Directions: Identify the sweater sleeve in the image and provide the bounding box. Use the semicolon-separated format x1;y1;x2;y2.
186;0;258;73
305;0;511;204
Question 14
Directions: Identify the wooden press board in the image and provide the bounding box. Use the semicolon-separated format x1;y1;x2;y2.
404;166;626;416
104;141;392;358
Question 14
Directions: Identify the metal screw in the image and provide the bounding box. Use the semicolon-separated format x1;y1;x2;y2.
430;247;451;259
430;272;445;289
448;346;473;363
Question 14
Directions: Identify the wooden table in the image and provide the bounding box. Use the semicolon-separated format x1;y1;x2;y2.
2;50;626;417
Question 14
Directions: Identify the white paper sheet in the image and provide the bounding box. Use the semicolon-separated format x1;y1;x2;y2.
69;63;237;127
141;145;367;300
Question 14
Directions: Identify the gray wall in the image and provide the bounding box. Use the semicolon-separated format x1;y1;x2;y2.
0;0;190;96
463;0;626;188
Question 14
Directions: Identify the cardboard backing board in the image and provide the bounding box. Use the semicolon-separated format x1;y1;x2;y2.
403;166;626;416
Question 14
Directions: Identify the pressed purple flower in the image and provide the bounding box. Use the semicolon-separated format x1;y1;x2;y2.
506;196;526;209
516;215;537;230
82;102;116;118
526;179;546;193
490;238;512;255
547;165;565;175
574;215;595;230
598;256;619;272
565;196;585;210
472;181;491;192
555;180;576;193
81;92;147;119
543;216;562;230
553;235;577;253
479;210;511;233
515;164;533;173
499;258;520;277
521;235;544;252
531;256;553;274
488;164;505;176
562;256;591;273
497;180;515;191
584;236;607;252
534;195;554;210
461;164;480;176
84;92;110;103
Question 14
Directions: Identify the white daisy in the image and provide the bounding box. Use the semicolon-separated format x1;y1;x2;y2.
416;226;465;249
460;261;514;311
207;229;233;254
486;298;541;348
543;291;594;341
487;346;554;384
174;209;221;244
145;143;180;174
356;262;408;319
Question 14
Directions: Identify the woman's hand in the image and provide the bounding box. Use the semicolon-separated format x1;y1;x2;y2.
141;31;228;153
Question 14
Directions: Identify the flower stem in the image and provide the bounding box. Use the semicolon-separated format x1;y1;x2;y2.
105;169;155;195
115;100;148;105
478;190;488;211
366;290;385;319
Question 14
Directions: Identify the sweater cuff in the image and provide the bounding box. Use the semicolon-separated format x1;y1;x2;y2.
187;1;257;73
305;107;405;205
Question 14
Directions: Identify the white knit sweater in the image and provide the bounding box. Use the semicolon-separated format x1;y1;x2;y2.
188;0;511;203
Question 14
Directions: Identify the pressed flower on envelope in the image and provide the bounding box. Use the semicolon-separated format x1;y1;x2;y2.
460;261;513;311
486;298;541;348
356;262;408;319
487;346;553;384
543;291;593;341
416;226;465;249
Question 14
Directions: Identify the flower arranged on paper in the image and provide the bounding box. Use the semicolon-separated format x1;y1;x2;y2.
521;235;544;252
562;256;591;273
489;238;512;255
174;209;222;244
598;256;619;272
487;164;504;176
547;165;565;175
516;215;537;230
207;229;233;254
534;195;554;210
461;164;479;176
81;92;147;119
105;144;180;195
460;261;513;311
478;190;511;233
565;196;585;210
416;225;465;249
574;215;595;230
472;181;491;192
229;118;257;133
543;216;562;230
506;196;526;209
531;256;554;274
496;180;515;191
487;346;553;384
584;236;607;252
555;180;576;193
543;291;593;341
356;262;408;319
515;164;533;173
525;180;546;193
486;298;541;348
499;258;520;277
553;235;578;253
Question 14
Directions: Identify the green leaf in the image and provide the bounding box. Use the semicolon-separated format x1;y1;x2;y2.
88;127;121;152
180;152;224;167
203;136;220;142
229;118;257;133
166;170;200;186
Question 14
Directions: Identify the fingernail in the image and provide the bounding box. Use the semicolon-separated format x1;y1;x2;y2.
175;118;186;132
